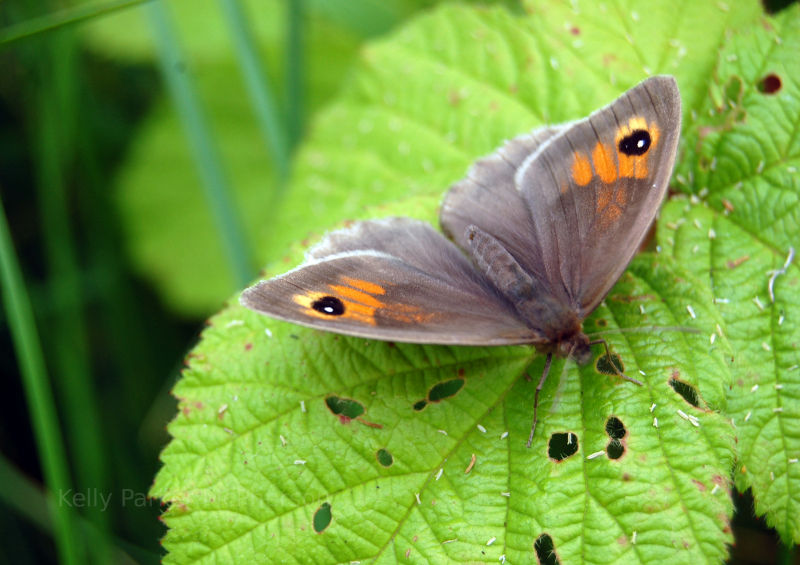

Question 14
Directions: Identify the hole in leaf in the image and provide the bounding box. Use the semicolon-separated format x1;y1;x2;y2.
757;73;782;94
376;448;393;467
413;399;427;411
607;439;624;460
669;378;700;407
534;533;560;565
428;378;465;402
595;318;608;327
548;432;579;461
596;353;624;375
325;396;365;419
605;416;626;440
313;502;332;533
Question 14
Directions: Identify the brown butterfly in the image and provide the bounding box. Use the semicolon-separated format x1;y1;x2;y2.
241;75;682;445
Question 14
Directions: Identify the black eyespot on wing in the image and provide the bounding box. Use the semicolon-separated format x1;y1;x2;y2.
312;296;345;316
618;130;651;156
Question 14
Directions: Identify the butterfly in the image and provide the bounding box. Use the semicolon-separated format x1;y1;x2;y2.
241;75;682;445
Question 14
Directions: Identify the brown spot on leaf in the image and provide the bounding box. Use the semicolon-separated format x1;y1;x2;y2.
727;255;750;269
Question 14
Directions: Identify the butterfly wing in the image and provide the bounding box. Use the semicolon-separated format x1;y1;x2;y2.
241;218;537;345
514;75;681;317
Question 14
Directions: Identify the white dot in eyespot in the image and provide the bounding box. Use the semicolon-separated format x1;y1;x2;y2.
324;306;334;313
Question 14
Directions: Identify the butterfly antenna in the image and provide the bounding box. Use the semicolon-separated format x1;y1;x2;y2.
527;352;553;448
588;339;644;386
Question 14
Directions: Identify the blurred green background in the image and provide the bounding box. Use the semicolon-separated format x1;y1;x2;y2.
0;0;797;563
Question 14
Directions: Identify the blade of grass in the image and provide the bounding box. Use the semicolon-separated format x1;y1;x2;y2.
0;0;149;45
146;0;253;287
285;0;305;151
0;194;82;565
218;0;292;184
29;23;113;563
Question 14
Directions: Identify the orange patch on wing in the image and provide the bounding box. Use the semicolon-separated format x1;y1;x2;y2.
329;284;384;308
600;205;623;227
597;185;613;212
386;305;437;324
290;277;434;328
616;185;628;206
592;143;617;183
614;117;661;180
618;154;639;178
291;287;383;325
571;152;593;186
341;277;386;295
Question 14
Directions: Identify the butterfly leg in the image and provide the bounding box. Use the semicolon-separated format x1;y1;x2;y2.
588;339;644;386
526;352;553;448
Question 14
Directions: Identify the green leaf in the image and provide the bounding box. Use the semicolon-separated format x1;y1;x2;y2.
152;253;734;564
150;1;778;562
264;0;761;270
658;4;800;543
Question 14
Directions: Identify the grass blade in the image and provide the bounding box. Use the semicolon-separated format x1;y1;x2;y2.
285;0;305;150
0;0;148;45
146;0;253;287
218;0;292;183
0;195;82;565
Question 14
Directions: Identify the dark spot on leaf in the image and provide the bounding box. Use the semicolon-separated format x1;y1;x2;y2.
757;73;782;94
570;26;580;35
313;502;332;533
413;399;427;411
607;439;624;460
325;396;365;419
244;343;252;351
669;378;700;407
605;416;626;440
376;448;393;467
548;432;579;461
458;368;465;377
534;533;560;565
596;353;624;375
428;378;465;402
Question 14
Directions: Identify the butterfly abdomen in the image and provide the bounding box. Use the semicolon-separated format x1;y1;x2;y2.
465;224;536;301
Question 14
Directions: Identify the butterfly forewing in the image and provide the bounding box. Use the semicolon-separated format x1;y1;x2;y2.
515;76;681;316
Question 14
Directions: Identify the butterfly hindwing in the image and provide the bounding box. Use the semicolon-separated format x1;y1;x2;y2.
241;218;536;345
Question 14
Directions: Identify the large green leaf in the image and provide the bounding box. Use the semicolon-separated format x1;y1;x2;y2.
150;0;799;563
659;4;800;543
152;254;733;564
